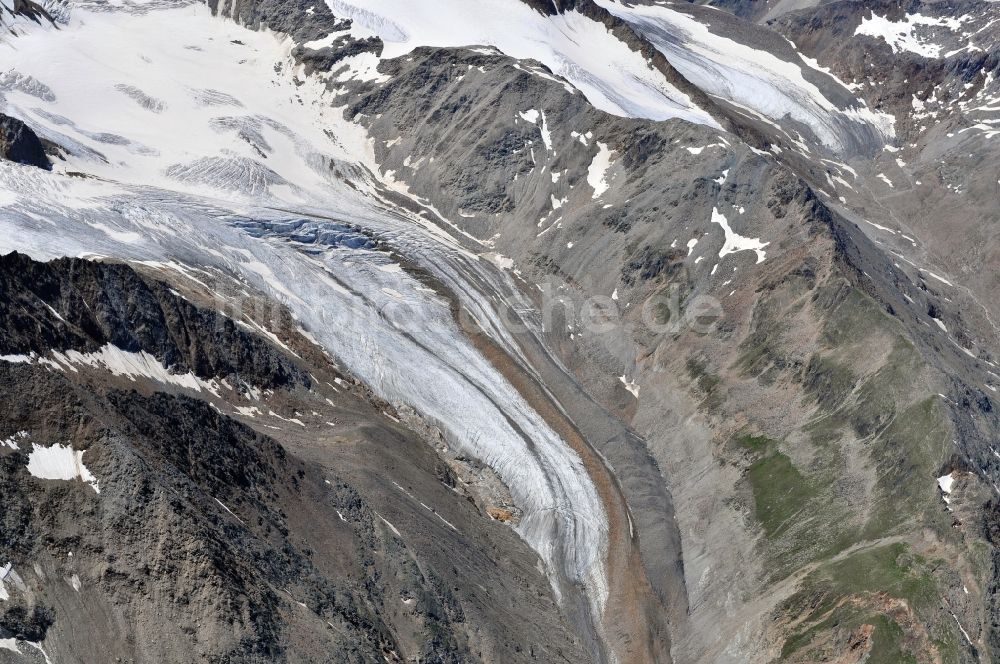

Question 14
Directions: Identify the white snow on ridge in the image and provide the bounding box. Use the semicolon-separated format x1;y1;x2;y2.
326;0;720;127
22;344;224;396
65;345;222;394
303;19;380;50
26;443;100;493
303;32;340;50
596;0;895;152
856;12;968;58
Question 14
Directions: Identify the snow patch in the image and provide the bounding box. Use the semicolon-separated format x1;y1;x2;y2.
482;252;514;270
711;208;769;263
619;375;640;399
44;345;223;395
0;562;11;601
26;443;100;494
518;109;553;152
2;431;28;450
856;12;967;59
938;472;955;503
586;142;613;198
0;354;32;364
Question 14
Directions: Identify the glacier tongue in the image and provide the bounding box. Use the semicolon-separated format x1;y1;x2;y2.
0;173;610;617
596;0;895;154
0;0;610;621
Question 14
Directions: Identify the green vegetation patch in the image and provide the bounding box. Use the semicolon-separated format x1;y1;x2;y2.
816;281;893;349
685;357;723;409
747;451;815;539
733;432;773;454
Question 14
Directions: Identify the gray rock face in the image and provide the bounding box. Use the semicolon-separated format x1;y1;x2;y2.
0;0;55;26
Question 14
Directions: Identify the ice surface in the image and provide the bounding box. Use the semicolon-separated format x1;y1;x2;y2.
0;3;364;205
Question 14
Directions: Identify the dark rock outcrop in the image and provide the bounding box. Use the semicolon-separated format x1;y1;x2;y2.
0;114;51;171
0;0;56;26
0;252;306;389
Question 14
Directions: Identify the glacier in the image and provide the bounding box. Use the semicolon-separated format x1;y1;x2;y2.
0;0;610;624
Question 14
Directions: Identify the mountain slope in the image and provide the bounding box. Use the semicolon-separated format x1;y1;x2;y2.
0;252;590;663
